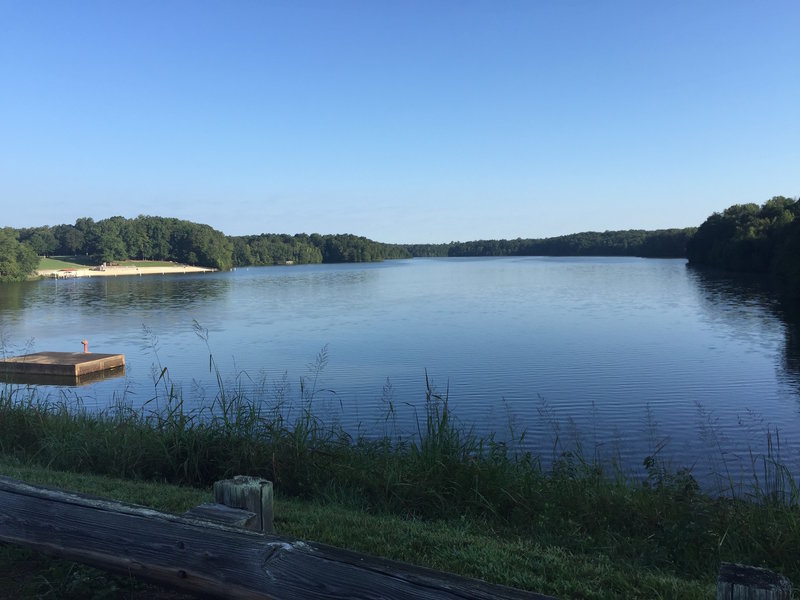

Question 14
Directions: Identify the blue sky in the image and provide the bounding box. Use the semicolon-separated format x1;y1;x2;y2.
1;1;798;243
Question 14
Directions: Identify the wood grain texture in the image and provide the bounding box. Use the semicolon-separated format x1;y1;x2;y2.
0;476;554;600
213;476;274;533
183;503;258;529
0;352;125;377
717;562;792;600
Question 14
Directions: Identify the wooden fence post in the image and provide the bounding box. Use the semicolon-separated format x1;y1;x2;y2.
213;475;274;534
717;562;792;600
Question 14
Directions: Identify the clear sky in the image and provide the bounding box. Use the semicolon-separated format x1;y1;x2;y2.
1;1;798;243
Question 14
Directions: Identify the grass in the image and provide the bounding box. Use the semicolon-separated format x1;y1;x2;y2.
115;260;180;268
0;459;206;599
37;256;182;270
0;459;713;599
0;349;797;598
37;256;96;270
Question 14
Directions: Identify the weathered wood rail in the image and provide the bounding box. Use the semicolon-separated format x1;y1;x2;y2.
0;476;553;599
0;476;791;599
184;475;274;534
717;562;792;600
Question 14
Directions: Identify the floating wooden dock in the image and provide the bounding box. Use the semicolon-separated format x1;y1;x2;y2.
0;352;125;385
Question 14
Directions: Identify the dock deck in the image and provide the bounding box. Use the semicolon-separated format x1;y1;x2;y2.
0;352;125;381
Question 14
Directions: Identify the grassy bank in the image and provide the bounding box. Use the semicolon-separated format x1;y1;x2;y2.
38;256;181;270
0;460;713;600
0;370;797;598
37;256;97;270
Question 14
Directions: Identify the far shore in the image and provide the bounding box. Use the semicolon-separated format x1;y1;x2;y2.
37;264;216;279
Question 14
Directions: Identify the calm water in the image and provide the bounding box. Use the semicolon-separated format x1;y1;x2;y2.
2;257;799;487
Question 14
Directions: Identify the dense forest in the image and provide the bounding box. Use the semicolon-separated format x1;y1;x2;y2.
406;228;695;259
1;216;412;280
0;197;797;284
230;232;411;266
0;228;40;281
16;216;236;270
687;196;800;295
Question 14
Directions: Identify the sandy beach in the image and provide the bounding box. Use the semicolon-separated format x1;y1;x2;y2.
37;264;216;279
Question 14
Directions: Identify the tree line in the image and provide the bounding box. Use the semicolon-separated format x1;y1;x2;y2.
1;216;412;280
1;198;797;283
0;228;40;281
16;216;236;270
686;196;800;295
230;232;411;266
406;228;695;259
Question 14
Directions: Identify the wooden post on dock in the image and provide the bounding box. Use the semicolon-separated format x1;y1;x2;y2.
717;562;792;600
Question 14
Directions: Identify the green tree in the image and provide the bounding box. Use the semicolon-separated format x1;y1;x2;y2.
94;216;128;263
170;221;233;269
74;217;100;257
231;237;254;266
0;228;39;281
52;224;85;255
19;227;58;256
140;216;174;260
123;218;153;260
687;196;799;276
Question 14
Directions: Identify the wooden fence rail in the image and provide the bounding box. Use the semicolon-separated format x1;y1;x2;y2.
0;476;553;600
717;562;792;600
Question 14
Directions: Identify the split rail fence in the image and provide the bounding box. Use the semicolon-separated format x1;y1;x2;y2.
0;475;791;599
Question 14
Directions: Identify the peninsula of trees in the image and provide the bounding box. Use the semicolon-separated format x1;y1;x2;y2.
1;216;412;279
686;196;800;295
687;196;799;272
0;196;797;285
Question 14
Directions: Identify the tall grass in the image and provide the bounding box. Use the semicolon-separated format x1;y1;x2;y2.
1;346;799;589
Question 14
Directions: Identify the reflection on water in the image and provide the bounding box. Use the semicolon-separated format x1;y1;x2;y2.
0;279;37;314
785;324;800;393
687;265;800;395
1;259;799;488
681;265;800;491
0;366;126;387
44;272;229;313
776;293;800;396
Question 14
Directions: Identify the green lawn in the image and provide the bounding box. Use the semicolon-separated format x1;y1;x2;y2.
0;460;715;600
37;257;180;270
37;256;96;269
115;260;177;268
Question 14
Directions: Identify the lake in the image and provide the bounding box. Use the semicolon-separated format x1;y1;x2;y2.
1;257;798;490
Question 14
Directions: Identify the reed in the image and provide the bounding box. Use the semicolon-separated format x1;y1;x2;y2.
1;352;799;591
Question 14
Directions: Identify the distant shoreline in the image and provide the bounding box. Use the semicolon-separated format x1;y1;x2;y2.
37;264;216;279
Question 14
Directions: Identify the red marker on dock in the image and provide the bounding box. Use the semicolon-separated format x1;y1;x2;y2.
81;339;88;353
